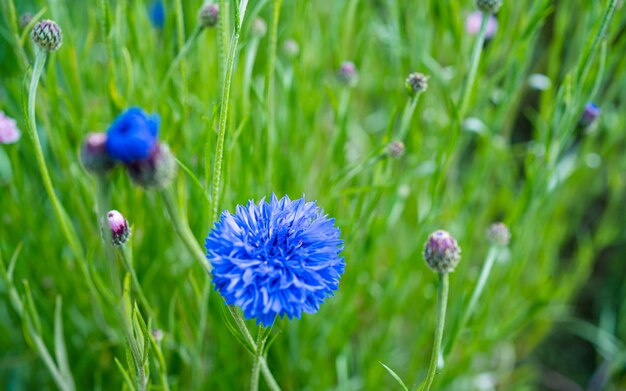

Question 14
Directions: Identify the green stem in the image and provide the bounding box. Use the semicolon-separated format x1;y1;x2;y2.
265;0;283;182
158;26;203;94
421;273;449;391
397;95;421;141
443;246;498;360
119;246;156;320
250;328;264;391
260;357;282;391
457;12;488;119
577;0;618;84
227;306;281;390
208;27;242;221
160;188;210;274
25;49;83;259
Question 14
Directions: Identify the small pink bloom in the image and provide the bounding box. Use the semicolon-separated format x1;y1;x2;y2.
0;112;21;144
465;11;498;39
106;210;131;246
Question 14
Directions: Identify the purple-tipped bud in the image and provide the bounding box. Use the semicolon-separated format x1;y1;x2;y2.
31;19;62;51
465;11;498;39
20;13;34;29
386;141;405;158
127;143;176;189
423;230;462;273
80;133;116;174
252;18;267;37
107;210;131;246
0;112;21;144
337;61;358;87
405;72;428;96
579;102;601;128
487;222;510;246
476;0;502;14
198;3;219;28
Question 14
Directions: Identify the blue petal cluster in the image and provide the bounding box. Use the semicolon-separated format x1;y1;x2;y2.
148;1;165;29
206;194;345;326
105;107;159;163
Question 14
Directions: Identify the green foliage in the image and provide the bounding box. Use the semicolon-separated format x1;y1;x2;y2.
0;0;625;389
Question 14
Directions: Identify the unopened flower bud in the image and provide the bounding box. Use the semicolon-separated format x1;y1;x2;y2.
107;210;131;246
0;112;21;144
80;133;116;174
20;13;33;29
579;102;600;129
198;3;219;28
252;18;267;37
127;143;176;189
487;222;510;246
423;230;462;273
465;11;498;39
31;19;62;51
337;61;358;87
476;0;503;14
386;141;405;158
405;72;428;96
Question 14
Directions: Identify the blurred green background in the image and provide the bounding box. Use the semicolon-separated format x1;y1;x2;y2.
1;0;625;389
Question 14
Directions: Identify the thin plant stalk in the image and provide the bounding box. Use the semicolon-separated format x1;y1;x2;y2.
457;12;489;119
207;22;242;220
421;273;449;391
25;49;83;259
250;328;264;391
265;0;283;182
158;26;203;93
118;246;156;320
160;188;210;274
397;94;421;141
443;246;498;359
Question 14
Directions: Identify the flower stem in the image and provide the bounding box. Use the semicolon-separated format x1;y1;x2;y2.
260;356;281;391
421;273;449;391
250;328;264;391
118;246;156;320
265;0;284;182
207;16;245;221
158;26;203;93
443;246;498;360
160;188;210;274
25;49;83;260
457;12;489;119
397;94;421;141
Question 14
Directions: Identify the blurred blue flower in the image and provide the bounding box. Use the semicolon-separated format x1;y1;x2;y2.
206;194;345;326
579;102;601;128
105;107;160;163
148;1;165;29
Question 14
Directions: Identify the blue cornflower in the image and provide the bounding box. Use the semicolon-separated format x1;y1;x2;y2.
105;107;159;163
206;194;345;326
579;102;601;128
148;1;165;29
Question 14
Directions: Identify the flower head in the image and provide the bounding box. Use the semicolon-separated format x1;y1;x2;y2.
127;143;176;189
579;102;601;128
252;18;267;37
0;112;21;144
80;132;116;174
476;0;503;14
337;61;358;87
198;3;219;28
405;72;428;96
148;0;165;29
465;11;498;39
206;194;345;326
487;222;510;246
31;19;62;51
386;141;405;158
105;107;159;163
106;210;131;246
423;230;461;273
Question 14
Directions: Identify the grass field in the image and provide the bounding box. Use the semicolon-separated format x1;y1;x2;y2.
1;0;626;390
